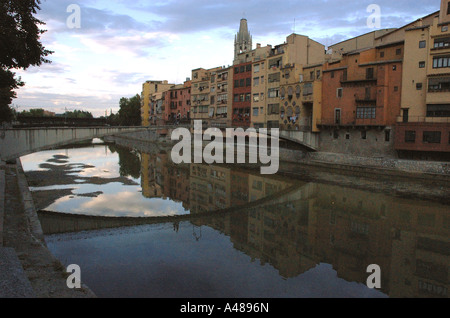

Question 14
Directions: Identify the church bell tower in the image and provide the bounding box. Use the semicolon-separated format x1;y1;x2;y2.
234;18;253;60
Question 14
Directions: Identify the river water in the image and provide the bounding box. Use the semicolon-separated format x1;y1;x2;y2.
20;139;450;298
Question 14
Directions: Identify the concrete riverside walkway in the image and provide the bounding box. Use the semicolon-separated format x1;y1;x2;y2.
0;160;95;298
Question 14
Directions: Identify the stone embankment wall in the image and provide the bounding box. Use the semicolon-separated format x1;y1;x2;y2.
108;129;450;178
306;152;450;178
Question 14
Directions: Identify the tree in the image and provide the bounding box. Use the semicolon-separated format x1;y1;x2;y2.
118;94;141;126
0;0;53;123
19;108;45;117
63;109;93;119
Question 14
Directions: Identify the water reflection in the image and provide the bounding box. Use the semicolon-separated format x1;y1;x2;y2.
22;141;450;298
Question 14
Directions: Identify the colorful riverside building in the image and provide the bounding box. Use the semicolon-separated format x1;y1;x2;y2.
395;1;450;161
162;80;191;124
318;9;440;158
233;33;325;134
141;80;174;126
320;42;404;157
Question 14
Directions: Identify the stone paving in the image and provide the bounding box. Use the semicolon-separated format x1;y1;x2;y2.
0;160;95;298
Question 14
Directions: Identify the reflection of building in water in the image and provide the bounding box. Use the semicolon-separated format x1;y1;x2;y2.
313;185;394;293
244;184;318;278
190;164;232;214
141;152;163;198
197;181;449;297
140;152;190;210
141;155;449;297
389;200;450;298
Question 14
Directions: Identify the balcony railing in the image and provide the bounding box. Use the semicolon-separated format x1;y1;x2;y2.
355;95;376;103
396;116;450;123
317;117;384;126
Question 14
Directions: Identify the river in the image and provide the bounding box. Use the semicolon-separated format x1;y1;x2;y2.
20;139;450;298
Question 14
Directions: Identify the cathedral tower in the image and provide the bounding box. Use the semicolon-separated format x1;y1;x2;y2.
234;18;252;60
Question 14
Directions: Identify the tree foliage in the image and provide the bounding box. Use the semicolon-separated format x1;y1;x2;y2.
118;94;141;126
63;109;93;119
0;0;52;123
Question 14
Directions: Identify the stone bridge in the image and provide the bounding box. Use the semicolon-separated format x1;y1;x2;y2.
0;126;148;162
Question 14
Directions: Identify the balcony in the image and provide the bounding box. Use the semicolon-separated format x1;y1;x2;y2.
396;116;450;123
317;117;385;128
340;74;377;85
355;94;377;104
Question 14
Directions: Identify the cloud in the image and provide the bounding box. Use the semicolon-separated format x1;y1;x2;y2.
12;0;439;116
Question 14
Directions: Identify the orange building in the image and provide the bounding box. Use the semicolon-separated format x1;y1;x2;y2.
319;42;404;157
163;80;191;124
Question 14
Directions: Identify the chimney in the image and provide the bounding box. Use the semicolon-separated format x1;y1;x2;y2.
257;43;261;48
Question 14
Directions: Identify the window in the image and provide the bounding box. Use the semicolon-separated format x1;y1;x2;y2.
246;78;251;87
253;77;260;86
419;40;426;48
394;86;399;92
267;104;280;115
393;65;397;71
434;37;450;48
356;107;376;119
427;104;450;117
428;77;450;92
234;80;239;88
316;70;321;79
405;131;416;143
361;130;367;140
268;88;280;98
245;93;251;101
240;66;245;73
288;86;293;99
416;83;423;90
385;130;391;142
419;61;426;68
296;86;301;98
443;26;449;32
331;71;335;78
337;88;343;98
253;94;260;102
335;109;341;125
234;94;239;102
333;131;339;139
246;64;252;72
433;56;450;68
366;68;374;79
303;83;313;96
253;108;259;116
268;72;281;83
423;131;441;143
280;87;285;99
396;48;402;55
234;67;239;74
254;64;260;73
310;71;315;81
380;51;385;57
365;87;371;99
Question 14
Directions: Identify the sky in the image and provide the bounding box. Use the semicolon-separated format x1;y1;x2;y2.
12;0;439;117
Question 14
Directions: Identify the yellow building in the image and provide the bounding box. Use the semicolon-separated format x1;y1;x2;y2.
190;67;221;125
210;66;233;128
141;80;174;126
264;34;325;130
395;1;450;160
